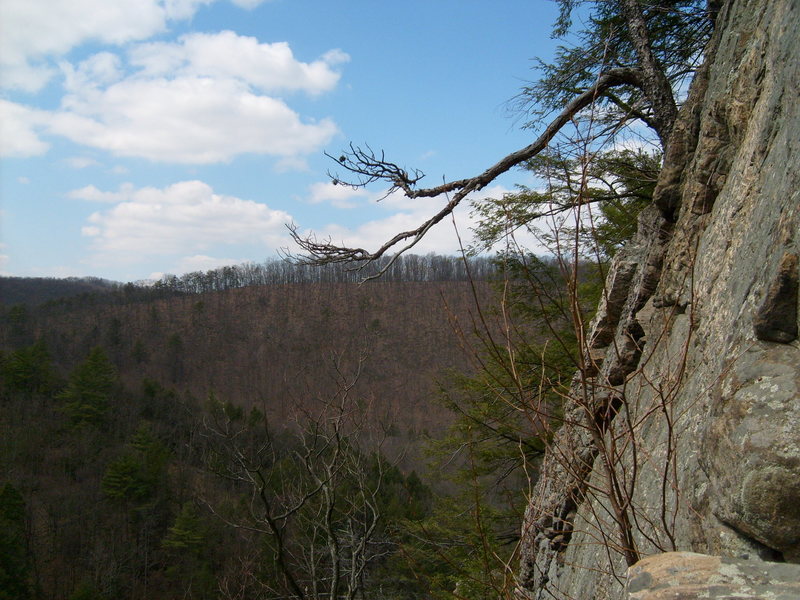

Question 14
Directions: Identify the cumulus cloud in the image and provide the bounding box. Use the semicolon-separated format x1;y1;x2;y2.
64;156;100;169
0;0;174;91
50;74;339;163
0;100;51;157
0;0;277;91
302;185;531;257
4;29;346;164
69;183;137;202
171;254;248;274
130;31;349;95
307;182;371;209
61;52;124;92
73;180;292;263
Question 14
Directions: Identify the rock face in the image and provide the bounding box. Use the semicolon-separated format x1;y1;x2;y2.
517;0;800;598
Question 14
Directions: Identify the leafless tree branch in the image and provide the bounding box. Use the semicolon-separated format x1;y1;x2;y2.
290;67;646;270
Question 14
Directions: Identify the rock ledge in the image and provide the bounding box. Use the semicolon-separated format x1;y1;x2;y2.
626;552;800;600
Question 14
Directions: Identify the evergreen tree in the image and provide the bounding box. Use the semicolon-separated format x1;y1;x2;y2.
161;502;216;599
162;502;206;553
59;347;118;427
523;0;711;142
471;148;660;261
1;340;56;398
395;447;517;600
102;423;170;504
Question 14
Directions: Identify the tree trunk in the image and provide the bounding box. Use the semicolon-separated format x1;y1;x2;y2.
619;0;679;145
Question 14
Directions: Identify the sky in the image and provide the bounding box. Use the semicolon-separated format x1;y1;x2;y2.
0;0;562;283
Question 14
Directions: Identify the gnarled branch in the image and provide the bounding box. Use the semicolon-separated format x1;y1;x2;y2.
290;67;646;270
326;143;425;197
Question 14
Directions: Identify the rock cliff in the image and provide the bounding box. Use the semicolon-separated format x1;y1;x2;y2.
517;0;800;597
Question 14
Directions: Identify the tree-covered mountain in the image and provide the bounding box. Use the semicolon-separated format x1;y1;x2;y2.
0;276;120;307
2;257;499;435
0;256;529;599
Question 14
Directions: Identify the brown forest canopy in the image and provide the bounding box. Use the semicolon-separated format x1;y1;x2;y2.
0;254;499;307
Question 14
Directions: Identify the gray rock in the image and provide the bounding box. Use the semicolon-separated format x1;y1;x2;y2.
517;0;800;598
626;552;800;600
701;343;800;561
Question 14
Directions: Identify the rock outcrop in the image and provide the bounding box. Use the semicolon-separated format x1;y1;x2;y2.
626;552;800;600
517;0;800;598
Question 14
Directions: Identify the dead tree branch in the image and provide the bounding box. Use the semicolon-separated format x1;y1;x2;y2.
290;68;645;269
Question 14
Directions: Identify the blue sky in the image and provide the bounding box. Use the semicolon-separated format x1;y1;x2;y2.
1;0;561;282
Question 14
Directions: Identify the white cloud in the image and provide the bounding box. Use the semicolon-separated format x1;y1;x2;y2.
0;0;172;91
311;213;469;258
82;226;102;237
229;0;269;8
49;74;339;163
75;180;292;264
69;183;137;202
22;264;87;278
0;0;287;92
20;30;346;164
130;31;349;95
610;135;661;155
0;100;50;157
3;10;347;164
419;150;437;160
303;185;522;256
171;254;247;273
17;177;30;184
307;182;371;209
163;0;215;20
61;52;124;92
65;156;100;169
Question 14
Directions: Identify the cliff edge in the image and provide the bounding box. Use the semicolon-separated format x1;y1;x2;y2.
517;0;800;597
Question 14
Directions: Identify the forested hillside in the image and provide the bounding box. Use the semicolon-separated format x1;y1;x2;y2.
0;277;119;307
4;278;494;436
2;254;560;599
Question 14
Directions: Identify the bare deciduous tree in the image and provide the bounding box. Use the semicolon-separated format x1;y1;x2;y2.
200;352;396;600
